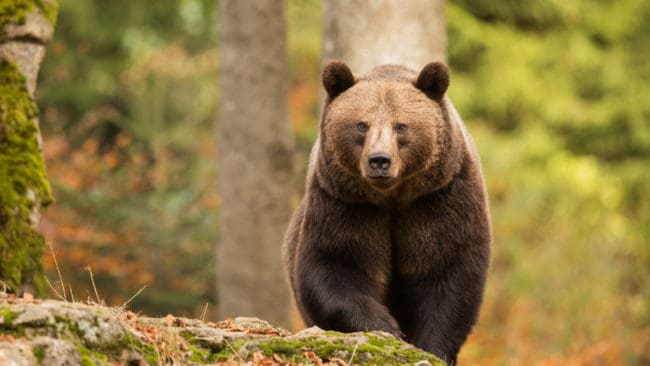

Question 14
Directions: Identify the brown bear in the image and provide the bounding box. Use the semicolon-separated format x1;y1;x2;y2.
283;60;491;365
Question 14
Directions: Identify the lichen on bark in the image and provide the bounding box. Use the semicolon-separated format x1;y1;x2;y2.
0;0;57;33
0;0;33;28
0;58;53;294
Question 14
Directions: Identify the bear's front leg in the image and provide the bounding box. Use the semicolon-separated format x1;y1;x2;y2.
390;180;491;364
294;188;401;338
296;254;402;338
393;266;486;365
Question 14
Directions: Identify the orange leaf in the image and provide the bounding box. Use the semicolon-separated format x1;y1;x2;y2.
23;292;34;303
165;314;175;326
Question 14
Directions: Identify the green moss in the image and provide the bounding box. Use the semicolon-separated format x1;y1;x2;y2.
77;343;110;366
0;306;20;326
0;0;58;36
253;334;447;365
259;338;300;356
0;59;53;295
179;332;214;364
361;334;447;365
185;343;212;363
69;325;159;365
366;334;403;348
34;0;57;26
119;331;159;365
183;333;443;365
211;338;245;362
180;330;238;363
0;0;31;27
54;315;159;365
32;344;45;362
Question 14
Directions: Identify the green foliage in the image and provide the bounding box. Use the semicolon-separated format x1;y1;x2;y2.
0;59;53;294
448;0;650;361
453;0;562;31
38;0;218;315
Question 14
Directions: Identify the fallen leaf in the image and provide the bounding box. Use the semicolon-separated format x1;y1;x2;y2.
165;314;175;326
303;351;324;366
23;292;34;303
0;334;16;342
122;311;137;322
252;351;265;364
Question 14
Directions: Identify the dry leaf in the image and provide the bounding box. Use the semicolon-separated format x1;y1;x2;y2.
22;292;34;303
303;351;324;366
0;334;16;342
272;354;286;363
122;311;137;322
165;314;175;326
252;351;265;363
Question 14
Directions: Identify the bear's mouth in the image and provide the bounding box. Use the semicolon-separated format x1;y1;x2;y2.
368;173;393;180
366;173;397;188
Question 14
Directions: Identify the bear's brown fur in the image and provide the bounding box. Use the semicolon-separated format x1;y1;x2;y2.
283;61;491;364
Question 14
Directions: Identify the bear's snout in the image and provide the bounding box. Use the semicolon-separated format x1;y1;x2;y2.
368;152;392;171
364;151;398;188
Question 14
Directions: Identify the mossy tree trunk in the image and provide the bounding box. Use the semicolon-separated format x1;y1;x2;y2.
323;0;447;73
216;1;294;327
0;0;57;295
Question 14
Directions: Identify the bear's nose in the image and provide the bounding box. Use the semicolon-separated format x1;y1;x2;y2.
368;152;392;171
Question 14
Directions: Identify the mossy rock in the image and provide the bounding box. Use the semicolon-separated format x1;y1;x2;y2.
0;297;446;365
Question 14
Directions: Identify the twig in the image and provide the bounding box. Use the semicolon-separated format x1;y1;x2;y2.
348;343;359;365
47;241;66;301
68;282;76;303
120;284;147;308
43;275;65;301
85;266;102;304
223;338;246;365
200;302;209;322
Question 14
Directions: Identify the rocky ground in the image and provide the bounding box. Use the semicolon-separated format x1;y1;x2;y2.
0;294;445;365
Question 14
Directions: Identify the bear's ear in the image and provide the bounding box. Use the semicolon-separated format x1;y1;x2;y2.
415;62;449;100
322;61;355;99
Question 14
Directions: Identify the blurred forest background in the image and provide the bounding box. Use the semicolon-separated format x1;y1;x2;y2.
35;0;648;364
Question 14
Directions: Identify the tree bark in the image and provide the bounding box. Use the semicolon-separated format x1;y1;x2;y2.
217;1;293;327
0;0;57;295
323;0;447;74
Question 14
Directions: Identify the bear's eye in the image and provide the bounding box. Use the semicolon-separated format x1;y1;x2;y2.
356;122;369;133
395;123;408;133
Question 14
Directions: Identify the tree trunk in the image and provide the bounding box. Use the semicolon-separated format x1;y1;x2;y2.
216;1;293;328
323;0;447;73
0;0;57;295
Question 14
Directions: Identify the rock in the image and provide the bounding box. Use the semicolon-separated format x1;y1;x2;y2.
0;340;36;366
0;297;446;365
32;337;81;366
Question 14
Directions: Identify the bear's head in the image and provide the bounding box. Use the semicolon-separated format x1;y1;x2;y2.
320;61;454;196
